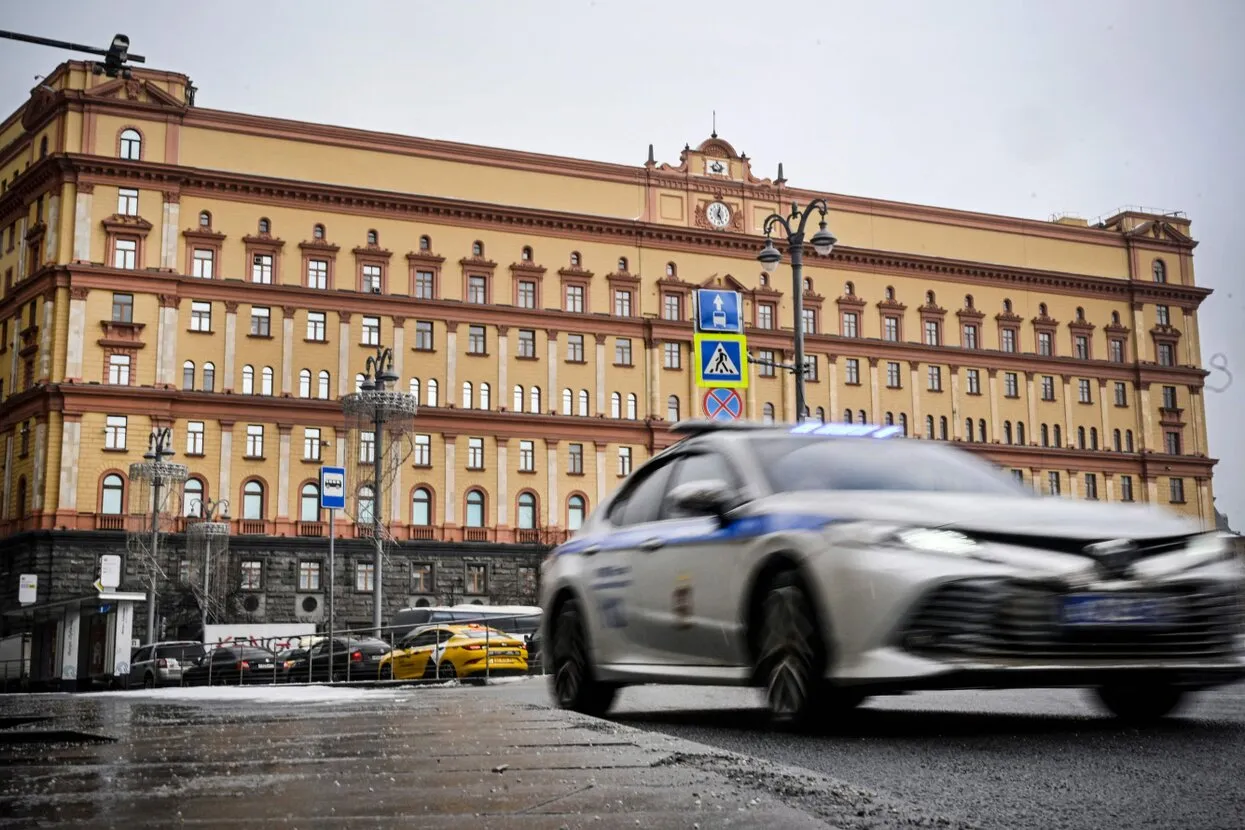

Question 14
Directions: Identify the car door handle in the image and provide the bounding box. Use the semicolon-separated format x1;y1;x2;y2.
581;545;601;556
640;537;664;552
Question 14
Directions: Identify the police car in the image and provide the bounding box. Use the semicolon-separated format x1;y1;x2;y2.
539;419;1245;728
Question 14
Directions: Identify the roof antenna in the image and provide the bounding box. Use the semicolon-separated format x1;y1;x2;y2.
711;109;717;139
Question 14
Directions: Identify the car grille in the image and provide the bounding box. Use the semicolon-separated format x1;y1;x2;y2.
899;578;1244;661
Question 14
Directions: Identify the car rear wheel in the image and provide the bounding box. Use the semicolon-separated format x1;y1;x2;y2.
438;661;457;681
757;570;845;729
379;663;393;681
1093;683;1187;723
549;598;617;717
143;674;155;690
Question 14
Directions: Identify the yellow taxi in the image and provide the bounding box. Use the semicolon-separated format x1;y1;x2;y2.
379;624;528;682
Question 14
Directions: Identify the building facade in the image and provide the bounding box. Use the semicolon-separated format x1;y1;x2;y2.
0;62;1220;650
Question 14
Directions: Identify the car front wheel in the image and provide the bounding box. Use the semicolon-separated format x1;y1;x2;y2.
758;570;846;729
1093;683;1188;723
549;598;617;717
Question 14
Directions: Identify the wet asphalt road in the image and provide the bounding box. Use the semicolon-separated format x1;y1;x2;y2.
511;679;1245;830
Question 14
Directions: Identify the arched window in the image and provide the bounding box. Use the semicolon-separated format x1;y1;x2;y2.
514;384;525;413
517;492;537;529
202;362;215;392
1038;302;1048;316
1090;427;1099;450
366;229;379;246
885;412;894;425
198;210;211;228
464;489;485;527
241;365;255;394
479;382;491;410
1113;428;1122;452
1005;421;1014;445
298;369;311;398
1052;424;1061;447
426;379;439;407
411;487;432;525
101;473;125;515
318;370;330;399
1153;259;1167;283
529;386;542;414
617;256;628;272
357;485;375;525
419;235;431;251
966;419;975;442
300;483;320;522
926;290;936;305
562;388;573;415
885;286;895;301
804;277;813;292
844;281;855;296
567;495;587;531
313;223;325;240
182;360;195;390
965;294;974;309
816;407;825;423
666;262;677;277
410;377;421;400
39;135;48;158
261;366;274;396
939;416;948;440
462;381;473;409
258;218;271;235
760;274;769;286
471;240;484;257
1125;430;1134;452
1078;426;1087;449
1017;422;1027;445
183;477;204;517
844;409;853;424
119;128;142;160
626;393;637;420
898;413;908;436
859;409;867;424
979;419;987;441
611;392;622;418
521;245;533;262
1076;306;1086;321
1041;424;1050;447
577;389;589;417
242;480;264;520
925;415;935;439
762;403;775;424
1111;311;1121;325
1003;298;1013;313
570;251;581;267
666;395;680;421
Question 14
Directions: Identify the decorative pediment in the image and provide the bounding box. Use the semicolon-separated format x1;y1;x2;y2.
300;238;341;254
101;214;153;234
996;310;1023;324
836;293;866;308
1129;219;1195;246
699;273;749;292
21;85;59;131
1031;312;1060;329
877;299;907;313
510;261;547;277
956;306;985;321
83;77;188;110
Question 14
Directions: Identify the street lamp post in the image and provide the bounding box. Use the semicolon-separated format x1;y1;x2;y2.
359;347;399;638
134;427;182;646
756;200;838;423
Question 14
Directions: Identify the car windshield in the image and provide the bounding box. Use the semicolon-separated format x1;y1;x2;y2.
752;437;1034;496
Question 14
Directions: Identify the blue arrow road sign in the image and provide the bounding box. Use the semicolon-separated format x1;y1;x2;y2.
695;289;742;334
694;333;749;388
319;466;347;510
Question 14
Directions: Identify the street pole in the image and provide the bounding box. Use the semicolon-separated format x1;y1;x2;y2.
372;405;384;639
200;522;209;639
146;470;161;646
757;199;838;423
328;506;336;648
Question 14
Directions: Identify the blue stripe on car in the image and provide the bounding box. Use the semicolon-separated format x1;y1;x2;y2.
556;512;839;557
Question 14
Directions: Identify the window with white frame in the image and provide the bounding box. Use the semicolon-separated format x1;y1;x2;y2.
359;430;375;464
467;275;487;304
361;263;382;293
565;284;585;313
245;424;264;457
967;369;981;395
923;320;940;346
186;421;204;455
1078;379;1092;404
663;342;680;369
306;259;328;290
613;289;632;317
662;293;682;321
240;561;263;590
251;254;273;284
886;362;901;388
414;270;434;299
615;338;632;365
414;320;433;351
299;369;312;398
113;239;137;269
1115;382;1128;406
467;437;484;470
564;334;583;362
306;311;326;341
468;325;486;354
413;434;431;466
568;443;584;474
519;440;535;472
841;311;858;337
465;563;487;594
189;301;212;332
117;188;139;216
517;328;535;358
108;354;131;385
105;415;127;449
250;306;270;337
119;129;141;160
927;365;942;392
361;316;380;345
192;248;214;278
298;561;321;591
626;393;637;419
802;308;817;334
517;280;536;309
618;446;632;476
303;427;322;461
355;562;375;592
758;304;775;330
317;370;330;399
845;358;859;385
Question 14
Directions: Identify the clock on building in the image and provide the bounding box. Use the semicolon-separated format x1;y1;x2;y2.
706;200;732;229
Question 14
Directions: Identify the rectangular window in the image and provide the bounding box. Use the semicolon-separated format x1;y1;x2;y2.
618;446;632;476
466;564;487;595
757;349;775;377
663;342;680;369
113;239;137;269
841;312;858;337
361;316;380;346
1084;473;1098;500
467;437;484;470
467;275;487;304
1078;379;1092;404
884;317;899;341
1037;331;1053;356
187;421;204;455
411;564;434;594
803;355;817;381
1011;469;1024;484
613;290;632;317
886;361;901;388
1121;475;1134;501
1169;477;1185;503
1109;340;1125;362
108;354;131;385
1074;335;1089;360
1165;431;1182;455
566;334;584;362
517;280;536;309
246;424;264;458
117;188;139;216
923;320;940;346
111;293;134;323
361;264;382;293
615;338;632;365
240;561;263;591
845;358;860;385
355;562;374;592
1156;305;1170;326
251;254;273;284
519;440;535;472
1157;343;1175;366
1048;471;1061;495
414;320;433;351
565;284;585;313
1162;385;1177;409
468;325;486;354
250;306;270;337
298;561;321;591
306;311;326;341
1114;382;1128;406
192;249;214;279
306;259;328;290
359;430;375;464
967;369;981;395
568;443;584;475
1004;372;1019;397
105;415;127;449
758;304;775;330
517;329;535;358
1001;328;1017;353
1041;376;1055;401
414;270;434;299
303;427;321;461
188;301;209;332
962;324;978;349
802;308;817;335
927;365;942;392
662;293;682;321
413;434;431;466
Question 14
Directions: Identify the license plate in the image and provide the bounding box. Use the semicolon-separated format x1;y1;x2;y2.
256;662;274;669
1062;593;1172;626
492;650;520;656
369;655;381;661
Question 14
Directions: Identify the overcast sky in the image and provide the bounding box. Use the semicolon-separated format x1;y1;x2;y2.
3;0;1241;525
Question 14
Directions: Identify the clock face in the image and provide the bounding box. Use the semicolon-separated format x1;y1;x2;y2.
706;201;732;228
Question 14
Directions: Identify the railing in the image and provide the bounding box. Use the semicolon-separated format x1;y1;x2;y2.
408;526;436;540
462;528;491;542
297;521;325;537
96;514;125;530
514;529;541;544
239;520;266;535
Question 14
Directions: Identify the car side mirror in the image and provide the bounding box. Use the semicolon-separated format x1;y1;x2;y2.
669;479;737;519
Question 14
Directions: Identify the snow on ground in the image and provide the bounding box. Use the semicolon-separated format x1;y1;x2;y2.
91;684;412;704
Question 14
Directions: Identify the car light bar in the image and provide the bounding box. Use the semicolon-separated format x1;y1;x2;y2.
788;421;903;438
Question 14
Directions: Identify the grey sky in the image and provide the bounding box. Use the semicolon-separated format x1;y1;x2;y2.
3;0;1242;524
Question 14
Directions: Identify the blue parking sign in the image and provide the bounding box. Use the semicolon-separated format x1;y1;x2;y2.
319;466;347;510
695;289;742;334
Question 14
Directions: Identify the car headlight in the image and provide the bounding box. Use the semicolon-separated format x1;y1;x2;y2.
1183;532;1232;565
888;527;981;556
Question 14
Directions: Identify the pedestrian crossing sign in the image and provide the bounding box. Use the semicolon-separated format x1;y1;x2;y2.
693;333;749;389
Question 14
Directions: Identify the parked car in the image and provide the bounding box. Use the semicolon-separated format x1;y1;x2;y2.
127;641;206;689
182;646;280;686
380;624;528;683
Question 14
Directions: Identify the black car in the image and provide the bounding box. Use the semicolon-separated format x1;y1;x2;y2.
182;646;280;686
304;637;392;682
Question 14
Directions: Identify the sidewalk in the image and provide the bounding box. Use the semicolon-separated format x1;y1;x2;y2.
0;679;838;829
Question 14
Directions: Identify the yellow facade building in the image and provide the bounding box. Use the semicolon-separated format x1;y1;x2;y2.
0;61;1221;650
